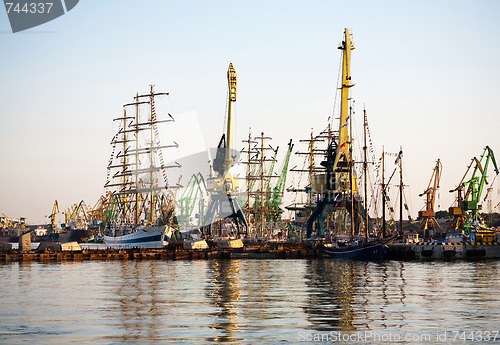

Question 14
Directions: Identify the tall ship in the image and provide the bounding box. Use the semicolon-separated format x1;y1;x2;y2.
103;86;179;249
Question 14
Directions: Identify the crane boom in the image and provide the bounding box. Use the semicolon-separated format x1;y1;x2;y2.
448;146;499;234
418;159;442;237
476;146;499;202
419;159;442;212
333;28;354;171
203;63;248;237
225;63;237;169
271;139;294;219
48;200;59;231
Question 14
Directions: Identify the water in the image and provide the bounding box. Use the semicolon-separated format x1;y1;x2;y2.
1;259;499;344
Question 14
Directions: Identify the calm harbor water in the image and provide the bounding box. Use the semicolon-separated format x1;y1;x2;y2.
1;259;500;344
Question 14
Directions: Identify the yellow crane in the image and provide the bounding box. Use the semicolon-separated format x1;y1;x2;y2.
418;159;442;238
306;28;357;238
88;194;109;223
204;63;248;237
48;200;59;232
1;214;25;229
1;214;16;229
63;200;89;229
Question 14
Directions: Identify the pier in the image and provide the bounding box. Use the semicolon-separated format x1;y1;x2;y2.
0;242;325;262
387;241;500;260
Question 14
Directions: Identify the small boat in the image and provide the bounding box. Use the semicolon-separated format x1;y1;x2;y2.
324;237;391;260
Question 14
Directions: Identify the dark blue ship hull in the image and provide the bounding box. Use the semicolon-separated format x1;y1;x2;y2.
324;241;388;260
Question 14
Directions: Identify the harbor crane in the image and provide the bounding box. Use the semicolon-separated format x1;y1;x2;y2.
262;146;279;210
64;200;89;230
1;214;25;229
203;63;248;237
177;173;207;229
418;159;442;238
306;28;362;239
48;200;59;232
270;139;294;221
448;146;499;235
447;157;482;232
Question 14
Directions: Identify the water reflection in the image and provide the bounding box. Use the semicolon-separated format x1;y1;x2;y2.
115;261;162;344
303;260;413;332
2;260;500;344
205;259;242;343
304;260;358;331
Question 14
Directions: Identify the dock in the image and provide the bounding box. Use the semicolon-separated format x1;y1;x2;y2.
4;239;500;262
387;242;500;260
0;242;325;262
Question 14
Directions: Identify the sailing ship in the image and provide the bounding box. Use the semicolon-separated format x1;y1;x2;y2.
305;28;394;259
103;85;179;249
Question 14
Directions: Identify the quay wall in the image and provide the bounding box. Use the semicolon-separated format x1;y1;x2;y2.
387;242;500;260
0;243;325;262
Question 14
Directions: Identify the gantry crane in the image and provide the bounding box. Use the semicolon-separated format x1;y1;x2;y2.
262;146;279;210
204;63;248;237
270;139;294;221
447;157;482;232
88;194;109;224
418;159;442;238
306;28;358;238
48;200;59;232
1;214;19;229
448;146;499;235
177;173;207;229
64;200;89;230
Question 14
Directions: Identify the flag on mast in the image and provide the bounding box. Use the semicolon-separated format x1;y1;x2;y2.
394;150;403;164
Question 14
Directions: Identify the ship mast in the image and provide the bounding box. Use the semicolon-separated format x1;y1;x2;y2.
132;85;169;227
135;93;140;225
398;147;403;237
382;147;386;238
122;108;129;220
349;104;354;238
363;108;369;241
150;86;155;225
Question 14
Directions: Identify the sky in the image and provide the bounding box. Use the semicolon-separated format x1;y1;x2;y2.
1;0;500;225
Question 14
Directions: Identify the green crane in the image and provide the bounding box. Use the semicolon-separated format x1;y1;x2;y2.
263;146;279;209
104;194;121;224
458;146;499;234
176;173;207;229
270;139;294;221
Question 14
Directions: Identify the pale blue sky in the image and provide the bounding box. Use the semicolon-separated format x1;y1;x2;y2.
1;1;500;224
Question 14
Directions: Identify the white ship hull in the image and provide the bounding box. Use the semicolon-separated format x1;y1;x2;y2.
104;225;171;249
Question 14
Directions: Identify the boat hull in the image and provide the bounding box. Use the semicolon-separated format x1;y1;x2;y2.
324;242;388;260
104;226;170;249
